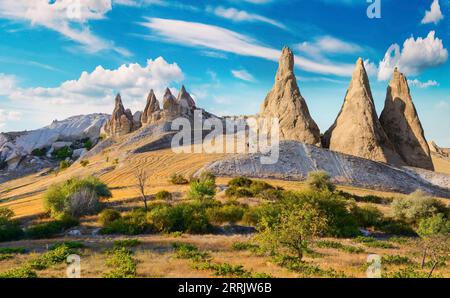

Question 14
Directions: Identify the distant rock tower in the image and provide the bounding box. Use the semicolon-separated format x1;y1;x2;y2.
259;47;321;146
103;94;137;137
323;58;404;165
141;90;161;125
379;68;434;170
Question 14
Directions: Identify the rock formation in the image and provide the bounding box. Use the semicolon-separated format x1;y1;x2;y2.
162;88;180;118
259;47;321;146
141;90;161;124
323;58;404;165
103;94;136;137
429;141;450;158
177;85;196;112
379;69;434;170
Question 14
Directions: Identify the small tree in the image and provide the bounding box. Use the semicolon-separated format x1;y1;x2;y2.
306;171;336;192
256;203;327;261
418;235;449;278
134;167;150;211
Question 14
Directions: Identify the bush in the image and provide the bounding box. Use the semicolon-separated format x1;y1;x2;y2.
29;244;75;270
31;148;46;157
225;178;276;199
391;191;449;225
98;209;121;226
103;248;137;278
306;171;336;192
59;160;71;170
0;266;37;278
25;216;79;239
0;207;14;220
378;220;417;236
169;174;189;185
0;208;24;243
0;247;26;254
417;214;450;237
155;190;172;201
148;203;211;234
84;139;93;150
351;205;384;228
232;242;259;251
257;189;283;201
225;186;253;198
101;209;148;235
114;239;141;248
228;177;253;188
198;171;216;184
355;236;395;249
53;146;73;160
43;176;111;218
80;160;89;167
206;205;245;224
382;255;411;265
187;179;216;201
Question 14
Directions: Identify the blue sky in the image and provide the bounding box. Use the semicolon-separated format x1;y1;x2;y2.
0;0;449;146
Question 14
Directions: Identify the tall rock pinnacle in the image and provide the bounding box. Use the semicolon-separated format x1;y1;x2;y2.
379;68;434;170
323;58;404;165
162;88;180;118
177;85;196;110
103;93;136;137
141;89;161;125
259;47;321;145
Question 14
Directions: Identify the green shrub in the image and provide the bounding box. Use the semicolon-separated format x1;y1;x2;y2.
148;203;211;234
169;174;189;185
43;176;111;219
80;160;90;167
417;213;450;237
351;205;384;228
187;180;216;201
53;146;73;160
198;171;216;184
50;241;84;250
378;220;417;236
114;239;141;248
155;190;172;201
206;205;245;224
103;247;137;278
232;242;259;251
355;236;395;249
316;240;365;254
228;177;253;188
257;189;284;201
306;171;336;192
0;247;26;254
382;266;431;278
0;266;37;278
84;139;93;150
391;190;449;225
31;148;46;157
225;186;253;198
29;244;74;270
101;209;148;235
0;208;24;242
98;209;121;226
382;255;411;265
172;242;210;261
25;216;78;239
59;160;71;170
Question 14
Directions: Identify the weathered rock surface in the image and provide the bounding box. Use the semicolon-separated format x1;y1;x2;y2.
177;85;196;113
162;88;180;119
259;47;321;146
103;94;137;137
200;141;450;198
429;141;450;159
379;68;433;170
323;58;404;166
141;90;161;125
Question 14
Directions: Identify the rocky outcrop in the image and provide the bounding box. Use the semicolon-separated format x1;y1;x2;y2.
200;141;450;198
141;90;161;125
103;94;137;137
429;141;450;160
259;47;321;146
323;58;404;166
380;69;434;170
177;85;196;113
162;88;180;118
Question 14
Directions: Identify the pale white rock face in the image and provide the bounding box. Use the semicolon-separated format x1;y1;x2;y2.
73;148;88;159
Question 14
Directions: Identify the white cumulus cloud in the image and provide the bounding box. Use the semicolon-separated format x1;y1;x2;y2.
377;31;448;81
422;0;444;25
408;79;439;88
296;36;362;59
231;69;256;82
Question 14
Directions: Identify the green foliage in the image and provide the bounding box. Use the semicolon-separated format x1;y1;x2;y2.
316;240;365;254
336;191;392;204
206;204;245;224
80;160;90;167
228;177;253;188
232;242;259;251
382;266;433;278
187;179;216;201
114;239;142;248
98;208;121;226
391;190;449;225
155;190;172;201
255;202;327;261
0;266;37;278
0;208;24;243
103;247;137;278
225;177;276;199
417;213;450;237
351;205;384;228
84;139;93;150
382;255;411;265
29;244;74;270
0;247;26;254
275;255;348;278
225;186;253;198
169;174;189;185
377;220;417;236
355;236;395;249
257;189;284;201
101;209;148;235
50;241;84;250
198;171;216;184
31;148;46;157
59;160;71;171
172;242;211;262
148;203;211;234
25;216;78;239
43;176;111;218
0;207;14;221
306;171;336;192
53;146;73;160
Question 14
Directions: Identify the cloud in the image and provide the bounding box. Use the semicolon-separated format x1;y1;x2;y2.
377;31;448;80
0;0;129;55
140;18;355;77
0;108;22;129
422;0;444;25
231;69;256;82
242;0;273;4
209;6;286;29
1;57;183;123
296;36;362;59
0;74;18;96
408;79;439;88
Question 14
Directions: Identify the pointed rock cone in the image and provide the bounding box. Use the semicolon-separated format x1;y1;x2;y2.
162;88;179;115
141;90;161;124
323;58;404;165
379;69;434;170
103;93;135;137
177;85;196;110
259;47;321;146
